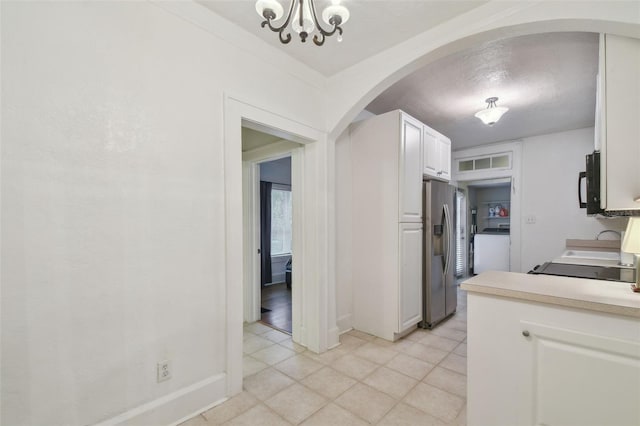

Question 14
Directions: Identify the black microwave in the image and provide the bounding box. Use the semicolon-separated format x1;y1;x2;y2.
578;151;603;215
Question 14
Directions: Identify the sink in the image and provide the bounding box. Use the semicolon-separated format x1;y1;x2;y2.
561;250;620;261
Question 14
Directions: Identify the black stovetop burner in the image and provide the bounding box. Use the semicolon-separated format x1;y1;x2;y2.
529;262;636;283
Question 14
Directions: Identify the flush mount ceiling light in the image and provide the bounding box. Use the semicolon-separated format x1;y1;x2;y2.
475;97;509;126
255;0;350;46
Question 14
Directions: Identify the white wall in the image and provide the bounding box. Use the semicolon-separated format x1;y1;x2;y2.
1;2;325;425
520;127;626;271
334;129;353;332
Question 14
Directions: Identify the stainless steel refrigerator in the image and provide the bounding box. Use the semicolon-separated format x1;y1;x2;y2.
419;180;457;328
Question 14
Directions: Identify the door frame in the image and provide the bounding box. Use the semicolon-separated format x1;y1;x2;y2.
224;94;333;396
242;148;301;331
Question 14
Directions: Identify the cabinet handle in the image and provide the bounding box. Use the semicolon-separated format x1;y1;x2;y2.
437;171;442;175
522;330;530;337
634;196;640;203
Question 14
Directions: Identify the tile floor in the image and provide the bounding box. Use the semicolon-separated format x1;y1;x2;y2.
181;290;467;425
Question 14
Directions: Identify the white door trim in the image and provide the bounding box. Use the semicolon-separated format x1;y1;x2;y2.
224;94;334;396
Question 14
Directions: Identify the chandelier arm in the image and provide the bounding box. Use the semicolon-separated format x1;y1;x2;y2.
308;0;341;37
313;33;325;46
261;0;296;33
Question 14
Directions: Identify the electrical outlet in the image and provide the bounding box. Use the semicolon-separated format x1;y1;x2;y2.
525;215;536;224
157;360;172;382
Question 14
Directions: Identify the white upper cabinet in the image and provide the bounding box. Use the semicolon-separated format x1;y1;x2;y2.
423;125;451;182
599;34;640;211
400;115;424;222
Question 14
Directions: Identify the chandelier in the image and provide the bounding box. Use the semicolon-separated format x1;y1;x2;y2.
255;0;350;46
474;97;509;126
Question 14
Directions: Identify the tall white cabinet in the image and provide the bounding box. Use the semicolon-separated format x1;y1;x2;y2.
598;34;640;211
350;110;424;341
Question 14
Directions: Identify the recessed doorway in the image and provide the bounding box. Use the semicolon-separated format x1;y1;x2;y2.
258;157;293;333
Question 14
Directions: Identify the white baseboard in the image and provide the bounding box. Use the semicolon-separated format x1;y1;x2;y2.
95;374;227;426
337;313;352;334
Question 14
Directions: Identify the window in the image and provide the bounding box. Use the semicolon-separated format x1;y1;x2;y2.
271;185;292;255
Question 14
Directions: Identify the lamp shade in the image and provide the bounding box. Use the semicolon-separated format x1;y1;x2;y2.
621;217;640;254
475;106;509;126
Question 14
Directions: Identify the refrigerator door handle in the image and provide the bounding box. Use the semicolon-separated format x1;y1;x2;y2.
443;204;452;276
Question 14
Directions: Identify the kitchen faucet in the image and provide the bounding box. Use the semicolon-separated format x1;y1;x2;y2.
595;230;621;240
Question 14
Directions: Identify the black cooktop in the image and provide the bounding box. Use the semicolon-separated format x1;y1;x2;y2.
529;262;636;283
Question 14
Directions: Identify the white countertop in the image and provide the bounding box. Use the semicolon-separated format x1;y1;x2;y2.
461;271;640;318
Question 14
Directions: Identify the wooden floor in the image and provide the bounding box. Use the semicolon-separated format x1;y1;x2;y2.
260;282;292;334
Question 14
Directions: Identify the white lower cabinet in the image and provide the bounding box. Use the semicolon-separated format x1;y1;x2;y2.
467;293;640;426
399;222;423;333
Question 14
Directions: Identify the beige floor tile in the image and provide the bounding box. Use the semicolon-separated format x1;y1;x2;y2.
362;366;419;399
386;353;435;380
371;337;396;348
302;347;349;365
419;334;459;351
243;368;295;401
377;402;447;426
301;366;357;399
251;344;296;366
430;327;466;342
244;322;274;335
402;342;449;364
224;403;291;426
274;354;323;380
453;342;467;357
388;338;416;353
339;334;368;351
243;355;268;378
178;414;209;426
451;404;467;426
202;391;258;424
264;383;326;424
440;353;467;375
243;335;274;355
278;338;306;353
331;354;379;380
353;342;397;365
262;329;291;343
424;366;466;398
403;329;430;342
334;383;397;424
346;329;377;341
403;383;465;423
300;403;369;426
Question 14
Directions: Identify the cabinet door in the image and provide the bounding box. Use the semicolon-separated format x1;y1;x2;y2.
521;321;640;426
400;115;424;222
423;126;439;178
603;34;640;210
438;136;451;181
398;222;423;333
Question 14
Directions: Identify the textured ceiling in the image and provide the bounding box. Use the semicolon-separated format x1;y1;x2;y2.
198;0;487;76
366;32;600;149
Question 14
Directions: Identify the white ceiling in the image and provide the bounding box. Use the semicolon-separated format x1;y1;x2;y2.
366;32;600;149
198;0;487;76
199;4;600;150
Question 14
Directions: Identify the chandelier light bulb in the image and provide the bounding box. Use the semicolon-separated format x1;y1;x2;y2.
475;97;509;126
292;0;315;36
255;0;284;20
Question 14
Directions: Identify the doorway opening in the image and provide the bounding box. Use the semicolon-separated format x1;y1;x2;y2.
258;157;293;334
241;124;303;339
465;177;512;275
